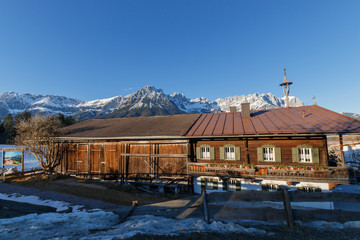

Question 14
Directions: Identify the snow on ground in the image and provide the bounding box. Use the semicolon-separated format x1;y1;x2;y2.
0;192;84;212
1;191;360;239
0;211;118;240
300;221;360;230
332;184;360;193
0;144;41;170
84;215;267;240
0;211;268;240
1;207;360;240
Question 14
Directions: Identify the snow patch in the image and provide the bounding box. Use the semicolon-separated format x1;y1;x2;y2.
85;215;267;239
0;193;84;212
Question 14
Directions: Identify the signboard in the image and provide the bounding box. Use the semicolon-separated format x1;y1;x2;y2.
3;151;23;165
1;148;25;171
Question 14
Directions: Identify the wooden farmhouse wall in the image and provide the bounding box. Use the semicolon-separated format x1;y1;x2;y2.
194;135;329;166
56;140;190;178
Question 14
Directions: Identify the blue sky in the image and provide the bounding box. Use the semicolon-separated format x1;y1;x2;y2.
0;1;359;113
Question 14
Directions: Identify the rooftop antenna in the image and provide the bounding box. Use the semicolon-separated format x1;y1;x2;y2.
280;68;293;109
312;95;317;105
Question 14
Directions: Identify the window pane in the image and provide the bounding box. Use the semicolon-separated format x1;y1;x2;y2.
299;148;312;163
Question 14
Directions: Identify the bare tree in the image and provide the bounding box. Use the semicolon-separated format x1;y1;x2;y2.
15;115;68;173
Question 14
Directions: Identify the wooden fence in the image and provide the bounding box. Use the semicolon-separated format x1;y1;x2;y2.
2;169;43;182
125;189;360;229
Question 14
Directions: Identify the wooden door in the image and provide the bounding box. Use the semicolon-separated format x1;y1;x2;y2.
77;144;88;174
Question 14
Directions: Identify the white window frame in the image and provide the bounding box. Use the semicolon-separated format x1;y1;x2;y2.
224;146;235;160
201;146;210;160
228;179;241;192
263;147;275;161
205;178;213;189
299;148;312;163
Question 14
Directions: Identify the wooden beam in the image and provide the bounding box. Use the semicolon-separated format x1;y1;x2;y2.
245;138;250;164
339;134;345;166
280;187;295;230
118;201;138;224
202;189;210;223
120;153;188;158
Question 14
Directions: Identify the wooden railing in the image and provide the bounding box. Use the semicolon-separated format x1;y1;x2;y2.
2;168;44;181
187;163;358;184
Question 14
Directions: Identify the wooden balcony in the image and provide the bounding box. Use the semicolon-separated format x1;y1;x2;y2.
187;163;358;184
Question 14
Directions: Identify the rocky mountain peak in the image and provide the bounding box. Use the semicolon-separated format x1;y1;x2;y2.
0;87;307;120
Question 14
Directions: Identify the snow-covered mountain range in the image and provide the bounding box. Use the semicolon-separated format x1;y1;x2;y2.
0;86;304;120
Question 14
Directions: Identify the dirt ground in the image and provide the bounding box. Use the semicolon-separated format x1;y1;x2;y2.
127;227;360;240
3;173;191;207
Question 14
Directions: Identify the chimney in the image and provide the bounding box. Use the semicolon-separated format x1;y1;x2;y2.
229;106;237;112
241;102;250;117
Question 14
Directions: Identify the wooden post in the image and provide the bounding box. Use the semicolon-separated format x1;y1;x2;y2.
339;135;345;166
280;187;295;230
245;138;250;164
202;189;210;223
119;201;138;224
87;143;91;179
21;150;25;172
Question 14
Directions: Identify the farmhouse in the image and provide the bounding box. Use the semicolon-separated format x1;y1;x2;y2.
56;103;360;193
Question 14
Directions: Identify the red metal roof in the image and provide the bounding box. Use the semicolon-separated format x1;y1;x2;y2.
186;105;360;136
60;105;360;139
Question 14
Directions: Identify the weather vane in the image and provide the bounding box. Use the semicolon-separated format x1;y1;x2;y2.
280;68;293;109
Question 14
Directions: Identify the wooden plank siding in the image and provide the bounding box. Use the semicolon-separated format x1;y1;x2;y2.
195;136;328;166
60;141;190;177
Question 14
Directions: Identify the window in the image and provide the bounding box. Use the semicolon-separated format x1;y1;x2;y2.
220;145;240;160
299;148;312;163
225;146;235;160
257;145;281;162
298;186;321;192
201;146;210;159
196;144;214;160
228;179;241;191
261;184;279;192
292;145;319;164
263;147;275;161
201;177;218;190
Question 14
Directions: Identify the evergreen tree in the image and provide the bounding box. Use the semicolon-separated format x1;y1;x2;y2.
57;113;77;127
2;113;16;144
15;111;32;124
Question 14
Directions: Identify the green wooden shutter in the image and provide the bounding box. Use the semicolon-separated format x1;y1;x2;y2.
213;178;218;190
222;179;228;190
235;147;241;160
210;147;215;160
196;147;201;159
312;148;319;164
220;147;225;160
236;180;241;191
275;147;282;162
201;178;205;189
257;147;263;162
292;148;299;163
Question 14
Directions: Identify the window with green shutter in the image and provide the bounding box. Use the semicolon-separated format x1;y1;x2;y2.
292;144;319;164
257;145;281;162
220;144;240;160
196;144;215;160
